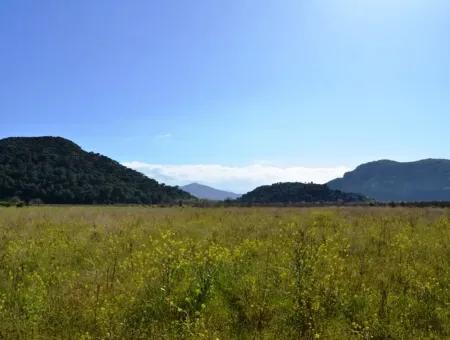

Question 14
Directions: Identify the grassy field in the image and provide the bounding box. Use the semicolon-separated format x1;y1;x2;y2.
0;206;449;339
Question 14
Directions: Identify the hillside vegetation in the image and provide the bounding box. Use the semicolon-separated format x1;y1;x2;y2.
328;159;450;202
239;182;367;204
1;206;448;339
0;137;191;204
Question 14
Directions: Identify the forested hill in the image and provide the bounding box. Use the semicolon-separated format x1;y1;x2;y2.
0;137;192;204
238;182;367;204
328;159;450;202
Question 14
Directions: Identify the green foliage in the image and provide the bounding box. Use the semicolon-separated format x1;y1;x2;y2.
0;137;192;204
239;182;367;204
0;198;25;207
0;207;449;339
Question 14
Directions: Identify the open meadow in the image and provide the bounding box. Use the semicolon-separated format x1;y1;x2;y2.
0;206;449;339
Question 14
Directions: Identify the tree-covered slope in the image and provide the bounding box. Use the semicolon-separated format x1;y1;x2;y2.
328;159;450;202
238;182;366;204
0;137;192;204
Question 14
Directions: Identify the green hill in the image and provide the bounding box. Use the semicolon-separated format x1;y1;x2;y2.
328;159;450;202
0;136;192;204
238;182;366;204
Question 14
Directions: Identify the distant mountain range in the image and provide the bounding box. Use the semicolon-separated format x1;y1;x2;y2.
181;183;241;201
0;137;192;204
238;182;367;204
328;159;450;202
1;136;450;204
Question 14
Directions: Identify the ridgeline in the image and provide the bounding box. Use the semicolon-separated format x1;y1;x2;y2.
328;159;450;202
0;137;192;204
238;182;367;204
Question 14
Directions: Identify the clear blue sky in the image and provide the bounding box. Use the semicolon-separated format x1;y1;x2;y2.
1;1;449;186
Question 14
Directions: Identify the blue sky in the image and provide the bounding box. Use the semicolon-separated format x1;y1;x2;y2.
1;1;449;191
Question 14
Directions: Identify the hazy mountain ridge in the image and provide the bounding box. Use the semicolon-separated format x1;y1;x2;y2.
0;137;192;204
238;182;367;204
328;159;450;202
182;183;241;201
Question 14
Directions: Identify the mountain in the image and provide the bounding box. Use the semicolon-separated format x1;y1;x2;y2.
0;136;192;204
238;182;366;204
181;183;241;201
328;159;450;202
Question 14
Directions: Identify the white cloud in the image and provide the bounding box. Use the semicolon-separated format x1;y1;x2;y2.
123;162;351;194
154;133;172;140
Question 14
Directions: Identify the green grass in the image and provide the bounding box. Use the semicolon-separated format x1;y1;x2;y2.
0;206;449;339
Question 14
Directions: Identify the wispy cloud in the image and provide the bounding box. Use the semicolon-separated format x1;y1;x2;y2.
154;133;172;140
123;162;351;193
